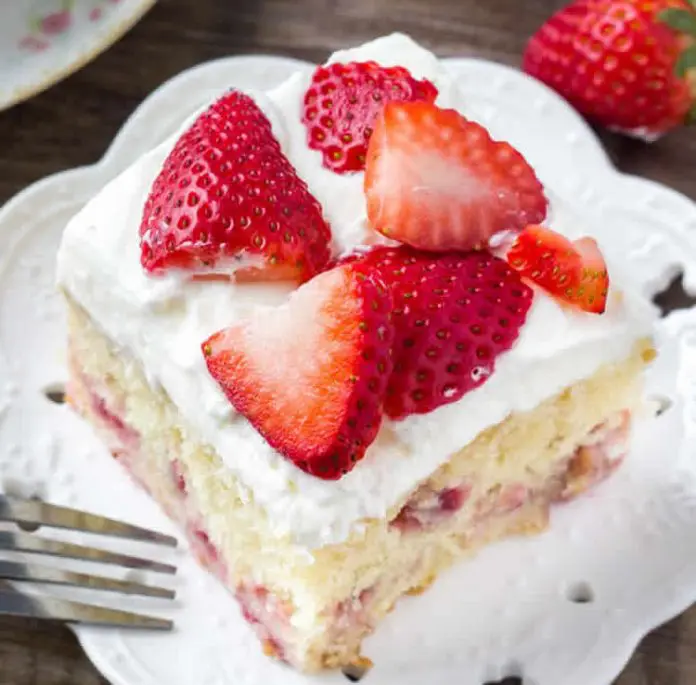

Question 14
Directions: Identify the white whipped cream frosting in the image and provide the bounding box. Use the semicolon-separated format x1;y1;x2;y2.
57;34;655;549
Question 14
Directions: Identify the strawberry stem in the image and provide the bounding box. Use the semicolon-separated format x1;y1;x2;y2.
687;103;696;124
659;8;696;37
676;44;696;77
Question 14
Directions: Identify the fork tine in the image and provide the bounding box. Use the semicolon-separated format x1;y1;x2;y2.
0;581;172;630
0;496;177;547
0;560;175;599
0;531;176;575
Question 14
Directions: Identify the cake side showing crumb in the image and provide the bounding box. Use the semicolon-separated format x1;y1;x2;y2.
65;293;653;672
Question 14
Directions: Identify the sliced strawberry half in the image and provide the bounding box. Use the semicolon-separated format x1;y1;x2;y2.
140;90;332;282
364;101;548;252
352;246;534;420
202;262;394;480
573;236;611;314
302;61;438;174
506;225;610;314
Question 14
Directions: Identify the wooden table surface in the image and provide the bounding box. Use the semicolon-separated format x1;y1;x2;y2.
0;1;694;683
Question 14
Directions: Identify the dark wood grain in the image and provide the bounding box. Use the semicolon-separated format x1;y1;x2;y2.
0;1;694;684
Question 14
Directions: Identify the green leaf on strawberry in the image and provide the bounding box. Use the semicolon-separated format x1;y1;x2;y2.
676;44;696;78
658;8;696;37
688;103;696;124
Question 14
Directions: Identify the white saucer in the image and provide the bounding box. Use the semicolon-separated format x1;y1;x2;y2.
1;53;696;685
0;0;155;111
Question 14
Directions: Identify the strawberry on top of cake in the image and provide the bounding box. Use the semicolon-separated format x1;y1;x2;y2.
131;34;613;482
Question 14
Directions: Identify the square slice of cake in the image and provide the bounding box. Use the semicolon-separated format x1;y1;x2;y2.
57;33;655;673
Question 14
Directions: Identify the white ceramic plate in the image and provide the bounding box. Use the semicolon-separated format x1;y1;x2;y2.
0;0;155;111
1;54;696;685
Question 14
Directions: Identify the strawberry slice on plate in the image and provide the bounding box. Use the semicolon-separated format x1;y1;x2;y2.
302;61;438;174
140;90;332;283
506;225;610;314
364;101;548;252
202;262;394;480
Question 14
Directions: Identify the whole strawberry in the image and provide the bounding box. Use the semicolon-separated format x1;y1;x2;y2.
140;90;332;282
523;0;696;139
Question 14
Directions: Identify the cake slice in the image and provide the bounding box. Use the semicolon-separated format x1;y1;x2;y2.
57;34;655;673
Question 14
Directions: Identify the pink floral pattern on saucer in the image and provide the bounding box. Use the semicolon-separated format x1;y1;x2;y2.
90;0;124;22
19;0;129;53
0;0;154;110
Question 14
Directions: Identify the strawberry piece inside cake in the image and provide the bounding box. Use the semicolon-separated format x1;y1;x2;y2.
57;33;656;674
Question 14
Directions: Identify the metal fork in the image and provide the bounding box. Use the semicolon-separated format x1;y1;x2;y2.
0;494;177;630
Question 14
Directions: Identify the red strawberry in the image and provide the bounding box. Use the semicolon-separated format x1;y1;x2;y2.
506;225;610;314
202;262;394;480
574;235;611;313
364;102;548;253
140;90;332;282
523;0;696;139
302;61;438;174
353;247;533;420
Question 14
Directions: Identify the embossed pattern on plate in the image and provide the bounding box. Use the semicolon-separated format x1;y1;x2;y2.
0;54;696;685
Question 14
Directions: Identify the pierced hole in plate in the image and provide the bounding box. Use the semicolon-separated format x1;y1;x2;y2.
3;492;44;532
652;271;696;317
567;581;594;604
484;661;524;685
43;383;66;405
649;394;674;417
343;662;371;682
